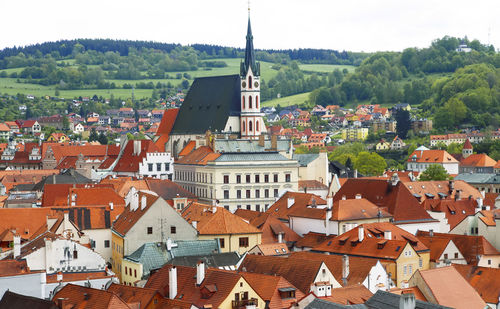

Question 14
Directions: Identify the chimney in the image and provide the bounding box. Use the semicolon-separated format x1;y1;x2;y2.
481;190;485;198
56;298;66;308
486;205;491;211
342;255;349;286
355;194;362;199
197;261;205;285
429;229;434;237
57;272;63;282
192;221;198;229
476;198;483;213
354;169;358;178
455;190;462;201
278;232;284;243
212;206;217;213
169;266;178;299
287;197;295;208
258;134;265;147
342;195;346;200
358;225;364;242
13;234;21;258
141;195;147;210
109;202;114;210
325;208;332;236
83;293;90;300
271;134;277;150
327;196;333;208
384;230;392;240
399;292;416;309
448;180;454;194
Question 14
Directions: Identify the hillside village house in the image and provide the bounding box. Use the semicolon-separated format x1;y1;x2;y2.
111;191;197;282
407;147;459;175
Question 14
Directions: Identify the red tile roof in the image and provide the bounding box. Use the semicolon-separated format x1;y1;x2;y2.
416;231;500;265
403;180;482;203
107;284;160;308
407;149;458;163
175;146;220;165
330;198;392;222
453;264;500;304
250;214;301;244
266;191;326;222
294;232;335;250
324;284;373;305
463;139;473;150
112;191;160;236
421;198;476;229
181;203;261;235
0;260;39;277
54;283;131;309
333;179;435;223
113;140;159;172
154;108;179;151
416;236;453;262
42;184;124;208
460;153;497;167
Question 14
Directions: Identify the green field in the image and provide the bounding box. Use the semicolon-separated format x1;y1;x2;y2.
299;64;355;73
262;92;311;107
0;57;346;100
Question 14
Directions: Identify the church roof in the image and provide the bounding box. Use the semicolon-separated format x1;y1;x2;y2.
170;75;241;135
240;17;260;76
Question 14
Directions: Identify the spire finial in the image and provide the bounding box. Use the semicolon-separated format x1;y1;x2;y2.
248;0;250;16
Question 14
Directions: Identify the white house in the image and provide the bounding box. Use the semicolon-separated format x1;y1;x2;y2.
407;147;459;175
138;152;174;180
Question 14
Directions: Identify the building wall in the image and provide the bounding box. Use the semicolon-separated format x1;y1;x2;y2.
121;259;143;286
0;272;46;299
219;277;264;309
426;211;451;233
44;277;112;299
394;244;421;287
298;152;328;185
395;221;442;235
111;232;124;280
139;152;174;180
433;241;467;268
84;228;112;263
198;233;261;255
313;263;342;289
289;216;335;237
478;255;500;268
362;261;392;293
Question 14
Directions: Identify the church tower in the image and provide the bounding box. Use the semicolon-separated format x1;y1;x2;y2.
462;139;473;158
240;12;265;139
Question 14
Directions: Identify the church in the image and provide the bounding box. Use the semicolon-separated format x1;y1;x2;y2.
161;14;266;157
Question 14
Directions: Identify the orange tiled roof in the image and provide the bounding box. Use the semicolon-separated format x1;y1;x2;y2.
154;108;179;151
252;242;289;255
251;214;301;244
453;264;500;304
416;231;500;265
54;284;130;309
294;232;335;249
0;260;37;277
0;208;58;241
107;283;159;308
178;140;196;157
403;180;482;202
416;267;486;309
181;203;261;235
298;180;328;191
390;287;428;302
175;146;220;165
325;284;373;305
46;271;113;283
416;236;453;262
112;191;160;236
113;140;159;172
421;198;476;230
265;191;326;221
460;153;497;167
407;149;458;163
42;184;124;208
331;198;392;222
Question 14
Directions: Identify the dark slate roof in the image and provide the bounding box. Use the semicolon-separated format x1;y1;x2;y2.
11;183;36;192
305;298;366;309
145;179;196;200
293;154;320;167
167;252;240;268
240;17;260;76
365;291;451;309
32;169;92;191
0;291;58;309
215;152;291;162
171;75;241;135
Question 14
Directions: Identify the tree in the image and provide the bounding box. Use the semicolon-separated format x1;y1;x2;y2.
62;116;69;132
88;128;98;142
419;164;450;181
395;109;411;139
97;132;108;145
353;152;387;176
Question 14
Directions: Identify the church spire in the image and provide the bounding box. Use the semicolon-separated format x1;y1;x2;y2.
241;14;260;77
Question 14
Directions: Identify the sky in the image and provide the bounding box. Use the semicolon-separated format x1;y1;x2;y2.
0;0;499;52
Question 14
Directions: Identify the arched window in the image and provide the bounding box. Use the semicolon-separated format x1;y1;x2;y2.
242;121;245;132
249;76;252;89
249;120;253;132
256;120;259;132
256;95;259;109
242;96;245;109
249;96;252;109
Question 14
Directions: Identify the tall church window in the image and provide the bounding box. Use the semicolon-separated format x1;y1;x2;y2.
249;96;252;109
242;96;245;109
249;76;252;89
242;121;246;132
249;120;253;132
256;120;259;132
256;95;259;109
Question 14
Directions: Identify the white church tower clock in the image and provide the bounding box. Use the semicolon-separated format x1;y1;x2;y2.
240;10;265;139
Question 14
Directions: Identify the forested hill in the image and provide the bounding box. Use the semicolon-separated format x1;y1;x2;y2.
0;39;368;66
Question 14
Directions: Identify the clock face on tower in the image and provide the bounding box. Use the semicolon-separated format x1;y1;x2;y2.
242;81;247;88
254;81;259;88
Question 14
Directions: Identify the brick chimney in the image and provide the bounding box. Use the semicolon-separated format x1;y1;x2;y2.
169;266;177;299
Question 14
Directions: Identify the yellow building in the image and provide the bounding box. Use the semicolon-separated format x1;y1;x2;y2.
376;140;391;151
341;127;368;141
182;202;262;255
47;132;69;143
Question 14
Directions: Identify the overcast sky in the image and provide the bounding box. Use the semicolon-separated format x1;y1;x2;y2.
1;0;499;52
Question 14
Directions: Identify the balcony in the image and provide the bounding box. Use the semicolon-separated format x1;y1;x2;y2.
232;298;258;309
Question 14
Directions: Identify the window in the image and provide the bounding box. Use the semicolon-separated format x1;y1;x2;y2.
219;238;225;248
224;190;229;199
247;205;251;210
255;175;260;183
403;265;407;275
256;120;259;132
488;259;492;265
171;226;176;234
237;205;242;209
249;76;252;88
285;173;291;182
255;190;260;198
125;267;128;275
148;163;153;172
274;174;278;182
249;120;253;132
246;174;251;183
256;95;259;109
264;174;269;183
409;264;413;274
147;227;153;234
165;163;170;171
104;240;110;248
246;190;251;198
157;163;162;171
134;269;137;278
419;258;423;268
256;205;260;212
73;250;78;259
224;175;229;184
242;96;245;109
249;96;253;109
236;175;241;183
470;227;475;234
454;253;458;259
265;189;269;198
444;253;448;259
274;189;279;198
237;190;242;199
239;237;249;247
